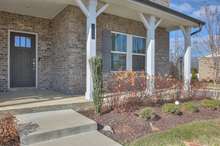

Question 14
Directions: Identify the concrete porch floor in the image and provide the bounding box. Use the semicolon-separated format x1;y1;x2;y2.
0;88;93;114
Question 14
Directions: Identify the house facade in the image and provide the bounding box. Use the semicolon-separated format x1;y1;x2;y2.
199;56;220;82
0;0;204;100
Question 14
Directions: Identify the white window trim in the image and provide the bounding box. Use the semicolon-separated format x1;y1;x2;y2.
132;53;146;56
111;31;146;72
111;51;127;54
111;31;145;39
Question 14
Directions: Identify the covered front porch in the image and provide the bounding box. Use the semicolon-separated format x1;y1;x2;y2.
0;89;91;114
0;0;205;100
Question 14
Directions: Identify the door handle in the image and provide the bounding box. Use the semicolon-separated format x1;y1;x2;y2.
38;57;41;62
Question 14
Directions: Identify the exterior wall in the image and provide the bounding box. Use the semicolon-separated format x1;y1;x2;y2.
0;5;170;94
97;13;146;54
199;57;220;81
51;6;86;94
0;11;52;92
155;28;170;75
97;13;170;76
150;0;170;7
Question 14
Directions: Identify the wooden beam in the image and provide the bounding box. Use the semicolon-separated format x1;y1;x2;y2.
139;13;150;29
155;18;162;29
96;4;109;17
180;25;186;36
75;0;89;17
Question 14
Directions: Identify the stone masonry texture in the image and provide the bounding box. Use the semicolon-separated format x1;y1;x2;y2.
0;11;52;92
50;6;86;94
97;13;170;77
0;5;170;95
199;57;220;82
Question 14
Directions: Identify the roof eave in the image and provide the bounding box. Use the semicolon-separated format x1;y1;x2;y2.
133;0;205;26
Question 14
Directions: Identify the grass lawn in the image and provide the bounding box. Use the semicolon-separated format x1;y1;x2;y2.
128;119;220;146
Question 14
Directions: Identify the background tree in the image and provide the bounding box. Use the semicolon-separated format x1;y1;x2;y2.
195;5;220;97
170;31;185;79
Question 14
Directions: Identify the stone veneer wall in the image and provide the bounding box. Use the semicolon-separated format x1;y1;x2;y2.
0;11;52;92
155;28;170;75
97;13;170;76
199;57;220;81
50;6;86;94
0;5;169;94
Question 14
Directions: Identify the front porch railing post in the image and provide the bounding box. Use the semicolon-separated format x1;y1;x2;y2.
76;0;109;101
139;14;162;95
181;26;192;92
86;0;97;101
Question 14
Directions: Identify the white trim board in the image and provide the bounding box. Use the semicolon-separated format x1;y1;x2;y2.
8;30;38;89
111;31;146;39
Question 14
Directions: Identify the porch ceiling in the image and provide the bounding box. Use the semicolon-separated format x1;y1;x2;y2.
0;0;203;30
102;0;204;29
0;0;71;19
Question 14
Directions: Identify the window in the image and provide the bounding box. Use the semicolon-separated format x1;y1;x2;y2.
111;33;127;71
111;32;146;72
133;37;145;54
15;36;31;48
132;37;146;71
132;55;145;71
111;54;127;71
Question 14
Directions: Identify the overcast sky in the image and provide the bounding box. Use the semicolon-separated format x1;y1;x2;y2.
169;0;220;58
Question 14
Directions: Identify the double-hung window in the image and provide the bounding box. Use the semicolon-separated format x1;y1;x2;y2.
132;36;146;71
111;32;146;71
111;33;127;71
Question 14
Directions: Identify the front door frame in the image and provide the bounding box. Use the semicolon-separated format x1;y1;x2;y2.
8;30;38;89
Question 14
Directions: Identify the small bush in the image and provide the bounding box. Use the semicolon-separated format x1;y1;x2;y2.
0;113;19;146
105;71;145;113
181;102;200;113
106;96;142;113
201;99;220;110
162;103;182;115
138;107;155;120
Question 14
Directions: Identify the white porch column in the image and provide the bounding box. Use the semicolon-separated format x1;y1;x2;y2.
86;0;97;101
76;0;109;100
139;14;162;94
181;26;192;91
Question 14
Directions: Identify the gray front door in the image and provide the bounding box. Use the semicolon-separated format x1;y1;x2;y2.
10;32;36;88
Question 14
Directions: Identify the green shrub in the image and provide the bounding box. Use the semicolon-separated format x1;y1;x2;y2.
162;103;182;115
201;99;220;110
181;102;200;113
89;57;103;114
138;107;155;120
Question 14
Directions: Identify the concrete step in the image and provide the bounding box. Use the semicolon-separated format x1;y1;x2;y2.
17;110;97;145
0;101;93;115
0;95;93;115
28;131;122;146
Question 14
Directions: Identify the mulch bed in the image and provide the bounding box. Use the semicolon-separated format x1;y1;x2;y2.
80;107;220;144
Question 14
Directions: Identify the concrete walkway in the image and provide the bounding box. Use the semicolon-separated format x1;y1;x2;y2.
0;89;122;145
17;109;121;146
29;131;121;146
0;89;93;114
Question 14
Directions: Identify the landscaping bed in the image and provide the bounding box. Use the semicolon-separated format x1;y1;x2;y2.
80;99;220;144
